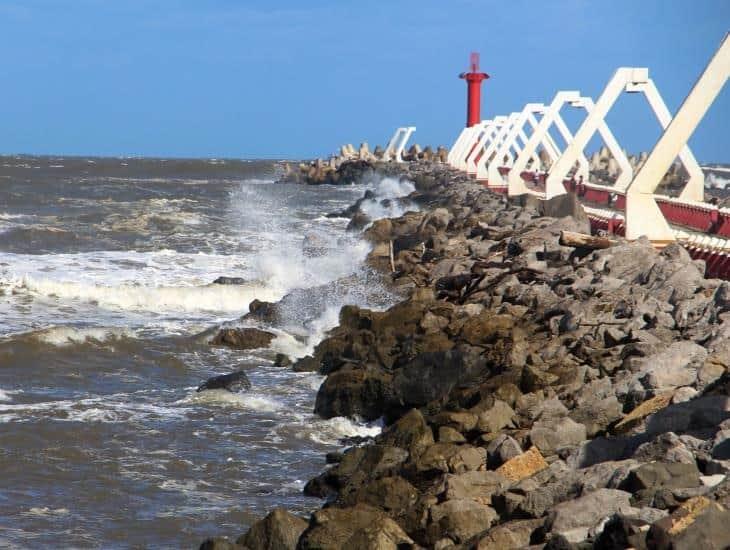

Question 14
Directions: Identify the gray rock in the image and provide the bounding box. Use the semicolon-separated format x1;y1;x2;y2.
545;489;634;543
428;498;498;543
530;417;587;455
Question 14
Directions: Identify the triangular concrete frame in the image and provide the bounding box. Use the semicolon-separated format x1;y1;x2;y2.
383;127;416;162
465;116;509;175
474;113;526;180
460;116;506;174
509;91;631;197
449;123;486;169
545;70;704;200
626;33;730;242
486;103;590;189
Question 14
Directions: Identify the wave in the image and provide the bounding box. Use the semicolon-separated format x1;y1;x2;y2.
8;276;281;314
179;389;283;412
15;326;138;347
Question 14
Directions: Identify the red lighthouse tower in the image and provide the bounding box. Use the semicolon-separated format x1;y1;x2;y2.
459;52;489;128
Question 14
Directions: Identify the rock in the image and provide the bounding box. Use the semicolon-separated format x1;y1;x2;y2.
438;426;467;444
314;364;393;421
378;408;434;455
545;489;634;543
297;504;389;550
474;519;543;549
443;470;508;504
199;537;243;550
197;370;251;393
529;417;587;455
496;446;549;482
209;327;275;350
477;400;517;433
236;508;307;550
613;392;674;434
212;276;247;285
620;462;701;500
428;498;498;543
343;518;414;549
273;353;292;368
486;434;523;468
345;476;419;516
646;496;730;550
245;299;279;323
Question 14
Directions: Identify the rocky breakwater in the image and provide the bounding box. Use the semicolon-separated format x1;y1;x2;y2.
202;161;730;549
279;142;449;186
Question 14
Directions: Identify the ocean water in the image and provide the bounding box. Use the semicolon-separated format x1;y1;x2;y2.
0;155;413;548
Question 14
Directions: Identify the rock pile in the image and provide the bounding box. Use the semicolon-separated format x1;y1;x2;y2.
201;160;730;549
278;143;449;185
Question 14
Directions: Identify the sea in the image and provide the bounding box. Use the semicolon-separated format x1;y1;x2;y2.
0;155;416;548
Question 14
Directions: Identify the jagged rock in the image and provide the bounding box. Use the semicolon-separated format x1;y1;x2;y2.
343;518;414;549
442;470;508;504
530;417;587;455
273;353;292;368
378;408;434;455
496;446;549;482
545;489;634;543
438;426;467;443
197;370;251;393
236;508;307;550
646;496;730;550
297;504;390;550
343;476;419;515
477;400;517;434
209;327;275;350
486;434;523;468
428;498;498;543
212;276;247;285
474;518;544;549
199;537;243;550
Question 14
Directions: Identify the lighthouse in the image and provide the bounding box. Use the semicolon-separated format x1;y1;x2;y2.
459;52;489;128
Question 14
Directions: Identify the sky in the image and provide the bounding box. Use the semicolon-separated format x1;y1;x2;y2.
0;0;728;161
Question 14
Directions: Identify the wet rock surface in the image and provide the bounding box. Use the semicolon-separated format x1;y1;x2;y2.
202;160;730;549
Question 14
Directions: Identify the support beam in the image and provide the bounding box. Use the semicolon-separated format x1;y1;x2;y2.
626;33;730;242
392;126;416;163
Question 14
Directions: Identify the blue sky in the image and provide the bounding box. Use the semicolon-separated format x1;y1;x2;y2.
0;0;728;161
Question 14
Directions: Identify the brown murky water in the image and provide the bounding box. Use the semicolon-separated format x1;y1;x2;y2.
0;156;411;547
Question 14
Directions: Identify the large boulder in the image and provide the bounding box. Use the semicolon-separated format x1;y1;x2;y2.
209;327;275;350
427;498;498;543
297;504;389;550
544;489;634;543
236;508;307;550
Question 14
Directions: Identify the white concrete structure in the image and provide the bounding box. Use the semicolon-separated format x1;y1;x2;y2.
448;123;482;169
474;112;520;180
383;126;416;162
544;69;704;200
508;91;631;197
464;119;503;175
625;33;730;243
485;102;589;189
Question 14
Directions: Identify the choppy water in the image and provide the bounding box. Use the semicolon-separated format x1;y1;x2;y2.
0;155;415;548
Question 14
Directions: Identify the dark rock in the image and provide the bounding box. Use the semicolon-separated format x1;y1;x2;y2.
236;508;307;550
210;327;275;350
197;370;251;393
199;537;243;550
646;496;730;550
212;276;247;285
273;353;292;368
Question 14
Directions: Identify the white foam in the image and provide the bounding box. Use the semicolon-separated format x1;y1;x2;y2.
358;176;418;223
28;326;136;346
181;390;283;412
24;507;70;517
15;276;280;314
0;389;15;402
